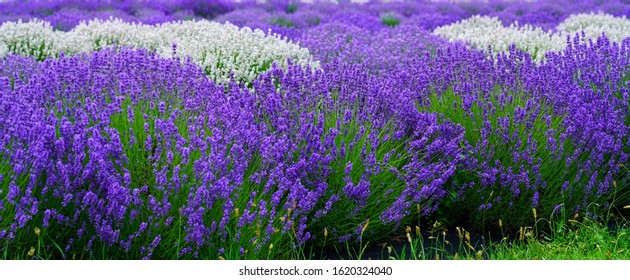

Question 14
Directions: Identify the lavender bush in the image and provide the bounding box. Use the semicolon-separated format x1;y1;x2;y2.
300;22;448;75
389;34;629;228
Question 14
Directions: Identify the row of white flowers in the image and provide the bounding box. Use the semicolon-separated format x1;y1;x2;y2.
557;12;630;43
0;18;317;84
434;12;630;61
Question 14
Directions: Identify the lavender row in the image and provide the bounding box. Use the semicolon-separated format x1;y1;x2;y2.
0;47;463;258
0;0;236;30
434;12;630;62
215;0;630;41
3;0;628;38
0;18;316;84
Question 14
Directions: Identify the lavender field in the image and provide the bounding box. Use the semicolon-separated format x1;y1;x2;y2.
1;0;630;260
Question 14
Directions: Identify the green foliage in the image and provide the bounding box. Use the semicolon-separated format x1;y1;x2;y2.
269;17;295;28
287;4;298;14
380;13;400;27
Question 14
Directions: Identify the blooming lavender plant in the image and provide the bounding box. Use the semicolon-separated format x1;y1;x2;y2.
433;13;630;62
390;34;629;228
433;15;566;62
0;48;219;258
301;22;448;75
557;12;630;43
0;18;317;84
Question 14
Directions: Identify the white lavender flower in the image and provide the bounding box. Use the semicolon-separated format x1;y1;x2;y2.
0;43;7;58
433;13;630;62
0;18;317;84
557;12;630;43
433;15;565;62
0;19;62;60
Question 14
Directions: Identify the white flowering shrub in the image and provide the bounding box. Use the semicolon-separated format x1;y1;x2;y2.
63;19;164;53
433;15;565;61
0;43;7;58
434;13;630;62
0;18;317;84
154;20;316;84
0;19;62;60
557;12;630;43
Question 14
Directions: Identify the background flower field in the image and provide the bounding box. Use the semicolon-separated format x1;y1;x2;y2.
1;0;630;260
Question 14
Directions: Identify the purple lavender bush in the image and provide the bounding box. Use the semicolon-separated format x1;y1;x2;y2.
300;22;448;76
389;34;629;229
1;48;220;259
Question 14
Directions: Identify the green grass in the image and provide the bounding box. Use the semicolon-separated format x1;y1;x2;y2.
8;212;630;260
331;207;630;260
489;221;630;260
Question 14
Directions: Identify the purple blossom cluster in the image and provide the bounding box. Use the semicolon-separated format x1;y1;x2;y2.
1;48;219;256
387;34;630;226
158;57;466;252
300;22;449;76
0;0;235;30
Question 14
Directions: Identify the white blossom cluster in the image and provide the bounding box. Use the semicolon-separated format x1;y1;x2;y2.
0;18;317;84
433;13;630;62
0;43;7;58
557;12;630;43
0;20;61;60
433;15;565;62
